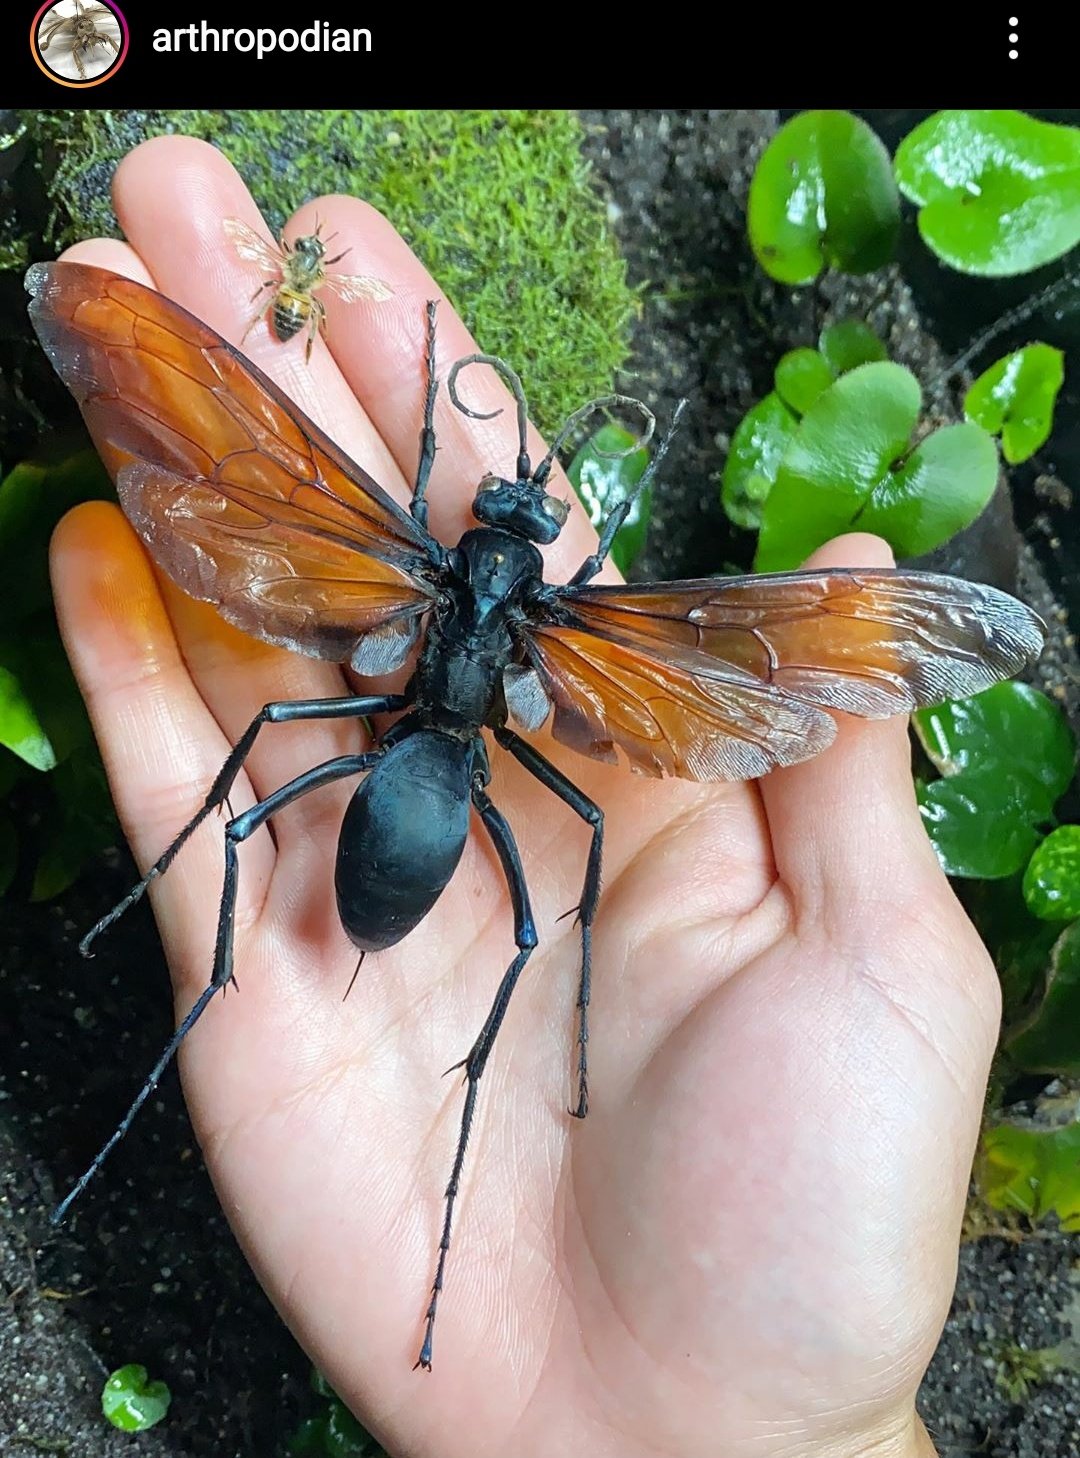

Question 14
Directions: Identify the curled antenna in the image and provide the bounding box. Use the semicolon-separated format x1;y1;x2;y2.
532;394;655;488
447;354;531;479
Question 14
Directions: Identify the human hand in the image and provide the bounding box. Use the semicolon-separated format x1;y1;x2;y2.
48;136;988;1458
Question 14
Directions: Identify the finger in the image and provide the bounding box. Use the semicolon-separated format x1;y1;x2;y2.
758;533;945;912
58;223;363;838
294;193;604;584
50;502;274;984
102;136;376;826
109;135;405;497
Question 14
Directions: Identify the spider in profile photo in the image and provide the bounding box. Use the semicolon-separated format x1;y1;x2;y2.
37;0;122;82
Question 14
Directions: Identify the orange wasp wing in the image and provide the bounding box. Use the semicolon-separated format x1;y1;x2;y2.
26;261;438;665
523;570;1045;781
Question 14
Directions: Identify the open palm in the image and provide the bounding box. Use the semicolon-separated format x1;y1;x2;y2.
49;137;990;1458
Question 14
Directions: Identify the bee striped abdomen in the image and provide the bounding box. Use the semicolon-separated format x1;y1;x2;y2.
270;290;311;342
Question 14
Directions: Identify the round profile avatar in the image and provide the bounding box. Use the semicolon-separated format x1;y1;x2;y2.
32;0;128;86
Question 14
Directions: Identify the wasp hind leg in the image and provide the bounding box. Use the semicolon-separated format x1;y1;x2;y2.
53;749;382;1227
495;728;602;1118
416;768;538;1371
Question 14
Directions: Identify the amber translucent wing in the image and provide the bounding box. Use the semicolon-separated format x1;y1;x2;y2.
522;570;1045;780
27;262;437;661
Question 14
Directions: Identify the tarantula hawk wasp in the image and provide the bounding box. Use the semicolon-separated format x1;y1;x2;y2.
26;260;1043;1370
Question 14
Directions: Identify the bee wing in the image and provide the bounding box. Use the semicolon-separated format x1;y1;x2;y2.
223;217;284;274
26;261;439;668
324;272;395;305
519;570;1045;781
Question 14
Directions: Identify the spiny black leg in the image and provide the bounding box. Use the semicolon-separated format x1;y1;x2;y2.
80;694;404;957
569;399;687;587
53;751;380;1226
411;301;439;530
416;778;537;1372
495;728;601;1118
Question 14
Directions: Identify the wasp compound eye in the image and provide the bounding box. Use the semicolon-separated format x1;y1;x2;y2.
542;495;569;525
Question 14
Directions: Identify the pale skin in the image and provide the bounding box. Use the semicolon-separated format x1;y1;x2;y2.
46;137;995;1458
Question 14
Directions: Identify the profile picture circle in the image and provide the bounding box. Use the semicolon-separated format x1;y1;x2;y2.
31;0;128;87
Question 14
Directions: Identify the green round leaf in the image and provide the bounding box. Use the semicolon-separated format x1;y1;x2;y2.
818;320;887;375
755;362;919;570
754;362;993;569
1006;920;1080;1077
748;110;900;284
567;423;651;575
914;683;1075;880
1023;825;1080;921
774;348;834;415
964;344;1065;464
917;765;1045;878
914;681;1075;816
0;663;56;771
895;110;1080;276
980;1118;1080;1227
720;392;799;531
101;1364;171;1432
854;421;999;558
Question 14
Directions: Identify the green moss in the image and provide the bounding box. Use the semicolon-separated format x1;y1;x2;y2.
20;110;635;435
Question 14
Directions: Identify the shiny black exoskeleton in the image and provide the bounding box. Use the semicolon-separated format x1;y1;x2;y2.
60;317;666;1372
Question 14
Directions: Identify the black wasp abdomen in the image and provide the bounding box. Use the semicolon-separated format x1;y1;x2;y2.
335;730;474;952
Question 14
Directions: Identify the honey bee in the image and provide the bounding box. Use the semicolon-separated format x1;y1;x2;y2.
224;218;393;362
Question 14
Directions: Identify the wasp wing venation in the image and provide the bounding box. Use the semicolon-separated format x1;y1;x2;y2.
524;568;1045;783
524;625;837;781
27;261;438;663
554;570;1046;714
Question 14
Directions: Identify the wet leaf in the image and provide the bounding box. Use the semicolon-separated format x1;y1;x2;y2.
101;1364;171;1432
1023;826;1080;921
853;421;998;559
965;344;1065;464
1006;920;1080;1074
567;423;651;575
915;683;1074;810
755;363;996;571
914;683;1074;879
720;392;798;531
917;766;1046;879
979;1119;1080;1227
748;110;900;284
774;348;834;415
895;110;1080;276
818;319;887;375
0;664;55;771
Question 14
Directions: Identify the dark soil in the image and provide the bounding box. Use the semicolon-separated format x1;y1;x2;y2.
1;107;1078;1457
